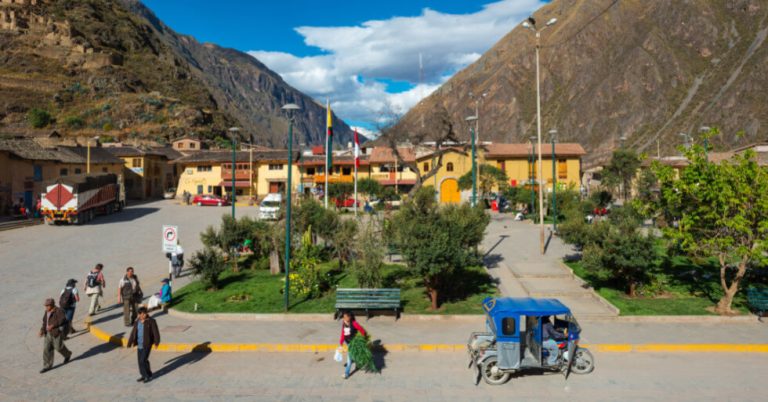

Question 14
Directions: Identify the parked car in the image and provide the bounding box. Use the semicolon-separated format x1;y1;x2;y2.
259;193;282;220
335;197;360;209
192;194;229;207
163;187;177;199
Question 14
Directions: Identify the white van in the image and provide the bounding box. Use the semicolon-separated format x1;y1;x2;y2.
259;193;282;220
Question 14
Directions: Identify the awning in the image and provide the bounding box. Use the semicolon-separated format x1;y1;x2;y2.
219;181;252;188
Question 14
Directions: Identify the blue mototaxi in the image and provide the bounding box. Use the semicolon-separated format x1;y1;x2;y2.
467;297;595;385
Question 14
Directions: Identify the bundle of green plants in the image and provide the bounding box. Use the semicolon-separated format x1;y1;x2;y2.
348;334;378;373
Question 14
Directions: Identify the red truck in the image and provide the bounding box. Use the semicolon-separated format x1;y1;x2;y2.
41;173;125;225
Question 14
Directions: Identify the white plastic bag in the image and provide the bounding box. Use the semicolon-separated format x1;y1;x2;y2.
334;347;344;363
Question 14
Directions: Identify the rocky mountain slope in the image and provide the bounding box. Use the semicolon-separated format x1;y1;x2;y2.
399;0;768;166
0;0;353;147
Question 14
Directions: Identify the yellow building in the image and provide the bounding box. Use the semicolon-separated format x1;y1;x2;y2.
414;147;475;204
105;146;180;200
173;150;299;201
368;146;419;193
484;143;586;191
0;138;124;214
297;153;371;196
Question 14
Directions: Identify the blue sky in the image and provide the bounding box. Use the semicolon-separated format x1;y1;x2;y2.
142;0;545;133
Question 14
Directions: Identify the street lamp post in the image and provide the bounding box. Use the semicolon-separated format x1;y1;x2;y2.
529;135;536;216
228;127;240;219
699;126;711;161
466;115;478;207
549;129;557;233
86;136;99;174
281;103;300;312
522;16;557;254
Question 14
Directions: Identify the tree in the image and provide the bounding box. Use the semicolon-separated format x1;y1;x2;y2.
200;215;272;272
602;149;641;200
392;186;489;309
291;227;323;298
189;248;226;290
27;108;52;128
353;219;385;288
327;182;354;200
654;144;768;314
458;164;509;199
357;178;384;198
332;218;358;269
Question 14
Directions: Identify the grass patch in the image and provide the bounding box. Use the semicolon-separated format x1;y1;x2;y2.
565;252;755;316
173;262;497;315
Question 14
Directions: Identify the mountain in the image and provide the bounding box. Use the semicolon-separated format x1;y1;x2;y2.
399;0;768;166
0;0;354;147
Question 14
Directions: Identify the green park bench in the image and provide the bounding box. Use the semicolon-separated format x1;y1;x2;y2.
335;288;401;320
747;287;768;322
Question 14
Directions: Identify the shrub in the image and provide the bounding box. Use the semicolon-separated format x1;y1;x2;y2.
64;116;85;129
27;108;52;128
353;220;384;288
190;248;226;290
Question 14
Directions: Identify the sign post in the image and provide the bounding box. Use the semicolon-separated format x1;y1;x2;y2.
162;225;178;253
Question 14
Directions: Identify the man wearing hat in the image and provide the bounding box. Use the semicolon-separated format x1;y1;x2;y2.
39;298;72;373
59;279;80;337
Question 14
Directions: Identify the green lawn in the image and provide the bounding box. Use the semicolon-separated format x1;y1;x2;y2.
565;254;754;315
173;263;497;315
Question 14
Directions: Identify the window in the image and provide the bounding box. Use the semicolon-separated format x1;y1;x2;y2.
379;166;390;173
342;167;351;175
207;185;213;193
33;165;43;181
501;318;516;336
307;167;316;175
269;164;283;170
178;143;184;149
558;159;568;180
60;168;68;176
75;168;82;174
189;143;196;149
423;162;429;172
446;162;454;172
396;165;404;172
102;167;108;173
498;160;506;172
132;158;142;168
197;185;203;194
197;165;212;172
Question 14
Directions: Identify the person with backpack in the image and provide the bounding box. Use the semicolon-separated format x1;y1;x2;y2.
59;279;80;337
39;298;71;373
117;267;142;327
84;263;106;316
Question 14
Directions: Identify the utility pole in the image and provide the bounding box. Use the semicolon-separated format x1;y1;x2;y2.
550;129;557;233
466;115;478;207
228;127;240;219
281;103;300;311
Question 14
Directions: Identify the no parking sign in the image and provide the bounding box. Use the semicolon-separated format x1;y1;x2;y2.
162;225;178;253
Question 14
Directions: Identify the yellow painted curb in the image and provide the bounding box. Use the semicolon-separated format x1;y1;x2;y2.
86;322;768;354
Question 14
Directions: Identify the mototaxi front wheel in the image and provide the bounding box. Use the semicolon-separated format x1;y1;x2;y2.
480;357;511;385
570;348;595;374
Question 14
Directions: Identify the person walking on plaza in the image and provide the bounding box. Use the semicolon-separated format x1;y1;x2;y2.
59;279;79;337
84;263;106;316
118;267;142;327
339;311;366;379
39;298;71;373
127;307;160;383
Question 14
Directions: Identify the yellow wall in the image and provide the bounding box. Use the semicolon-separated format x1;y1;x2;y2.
118;155;168;199
176;163;226;198
418;150;473;203
488;154;581;189
256;162;300;197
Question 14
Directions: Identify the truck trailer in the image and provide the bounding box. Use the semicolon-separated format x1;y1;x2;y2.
41;173;125;225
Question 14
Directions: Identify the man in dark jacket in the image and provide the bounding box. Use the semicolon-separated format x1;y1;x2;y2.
39;298;72;373
127;307;160;383
118;267;141;327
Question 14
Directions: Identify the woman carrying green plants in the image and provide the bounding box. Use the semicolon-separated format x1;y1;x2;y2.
338;311;374;379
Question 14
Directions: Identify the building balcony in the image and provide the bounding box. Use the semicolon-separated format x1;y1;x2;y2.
313;174;354;184
221;171;253;181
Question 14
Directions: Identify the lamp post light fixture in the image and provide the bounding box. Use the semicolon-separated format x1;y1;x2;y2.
281;103;300;312
679;132;693;149
522;15;557;254
466;115;479;207
228;127;240;219
549;129;558;233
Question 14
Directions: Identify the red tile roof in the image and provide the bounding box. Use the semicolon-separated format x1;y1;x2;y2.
485;143;586;158
369;147;416;164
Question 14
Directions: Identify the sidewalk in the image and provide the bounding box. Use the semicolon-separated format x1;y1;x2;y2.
482;215;618;318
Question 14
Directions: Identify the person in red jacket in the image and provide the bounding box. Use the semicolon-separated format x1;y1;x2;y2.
339;311;365;379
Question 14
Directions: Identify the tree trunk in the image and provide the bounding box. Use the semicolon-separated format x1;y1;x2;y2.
715;258;748;315
269;250;281;275
628;282;637;298
231;253;239;273
429;288;439;310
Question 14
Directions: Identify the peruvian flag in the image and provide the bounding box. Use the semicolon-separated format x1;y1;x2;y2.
354;128;360;169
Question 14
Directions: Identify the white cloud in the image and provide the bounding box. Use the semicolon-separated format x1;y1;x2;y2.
248;0;544;126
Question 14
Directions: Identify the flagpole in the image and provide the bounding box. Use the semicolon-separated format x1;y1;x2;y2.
354;129;358;217
324;98;329;209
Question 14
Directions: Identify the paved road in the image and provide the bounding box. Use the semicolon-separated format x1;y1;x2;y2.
2;202;768;401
